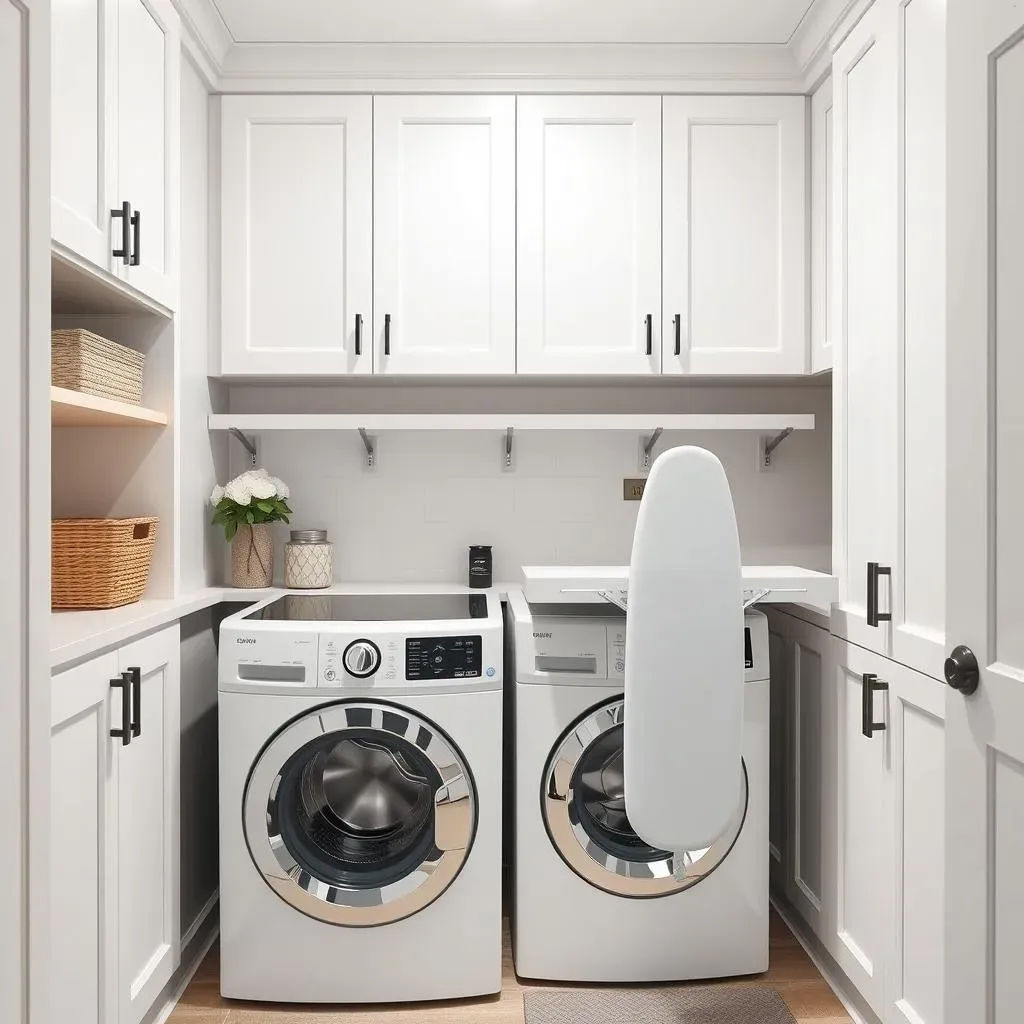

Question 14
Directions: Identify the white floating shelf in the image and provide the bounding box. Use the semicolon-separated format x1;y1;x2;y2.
52;387;169;428
208;413;815;432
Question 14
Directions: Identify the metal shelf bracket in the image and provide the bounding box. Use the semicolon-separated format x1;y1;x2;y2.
504;427;514;470
228;427;258;467
760;426;794;470
358;428;375;469
640;427;663;471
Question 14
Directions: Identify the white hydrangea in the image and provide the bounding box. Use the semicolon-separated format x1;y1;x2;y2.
224;477;252;506
212;469;289;507
209;484;224;506
270;477;290;500
249;475;276;500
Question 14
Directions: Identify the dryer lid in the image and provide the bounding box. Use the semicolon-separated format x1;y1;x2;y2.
623;446;744;853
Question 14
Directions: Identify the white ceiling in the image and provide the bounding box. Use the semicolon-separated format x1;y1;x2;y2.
210;0;818;46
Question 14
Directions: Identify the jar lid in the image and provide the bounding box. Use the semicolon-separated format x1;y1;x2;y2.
290;529;328;544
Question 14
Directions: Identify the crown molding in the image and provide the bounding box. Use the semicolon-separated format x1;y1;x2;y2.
791;0;873;88
172;0;232;76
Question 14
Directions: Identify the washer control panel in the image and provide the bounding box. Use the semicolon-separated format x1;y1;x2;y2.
406;635;482;680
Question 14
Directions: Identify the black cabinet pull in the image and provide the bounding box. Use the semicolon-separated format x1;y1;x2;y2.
111;201;131;265
130;209;141;266
866;562;892;627
128;667;142;738
945;645;980;696
384;313;392;356
109;676;131;746
673;313;682;356
354;313;363;356
861;673;889;738
645;314;653;356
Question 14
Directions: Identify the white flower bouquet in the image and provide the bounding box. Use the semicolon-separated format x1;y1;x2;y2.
210;469;292;540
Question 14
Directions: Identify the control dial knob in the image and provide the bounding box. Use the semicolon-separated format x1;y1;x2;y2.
343;639;381;678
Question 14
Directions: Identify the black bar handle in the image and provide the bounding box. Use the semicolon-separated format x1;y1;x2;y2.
128;667;141;738
111;201;131;265
109;677;131;746
645;314;653;356
130;209;141;266
384;313;392;356
673;313;682;356
354;313;363;356
867;562;893;627
861;672;889;738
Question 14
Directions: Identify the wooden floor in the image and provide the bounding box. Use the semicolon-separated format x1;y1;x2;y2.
169;910;850;1023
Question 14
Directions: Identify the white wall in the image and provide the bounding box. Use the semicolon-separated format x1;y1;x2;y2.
220;382;832;584
179;56;228;592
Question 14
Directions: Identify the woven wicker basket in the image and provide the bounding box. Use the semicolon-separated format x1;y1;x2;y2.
52;517;159;609
52;329;145;406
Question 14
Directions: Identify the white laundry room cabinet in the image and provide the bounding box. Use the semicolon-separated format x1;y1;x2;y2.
810;78;834;374
662;96;807;375
373;95;516;375
832;0;948;682
50;626;180;1024
51;0;180;309
515;95;663;375
219;95;373;376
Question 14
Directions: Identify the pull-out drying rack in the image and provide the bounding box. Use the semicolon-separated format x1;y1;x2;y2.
522;565;837;615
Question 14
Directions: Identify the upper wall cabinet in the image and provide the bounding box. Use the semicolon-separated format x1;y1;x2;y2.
219;95;373;376
51;0;180;310
662;96;807;375
811;79;834;374
516;96;662;375
373;96;515;375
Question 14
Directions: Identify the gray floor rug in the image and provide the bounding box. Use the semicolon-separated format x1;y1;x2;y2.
524;985;797;1024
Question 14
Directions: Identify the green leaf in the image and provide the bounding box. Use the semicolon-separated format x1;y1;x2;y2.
256;501;274;514
245;510;255;524
225;520;238;541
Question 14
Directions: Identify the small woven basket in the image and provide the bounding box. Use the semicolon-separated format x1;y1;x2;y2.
52;517;159;609
52;329;145;405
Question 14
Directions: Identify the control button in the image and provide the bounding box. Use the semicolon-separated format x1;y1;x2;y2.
343;639;381;678
486;666;496;678
323;668;337;682
614;660;625;673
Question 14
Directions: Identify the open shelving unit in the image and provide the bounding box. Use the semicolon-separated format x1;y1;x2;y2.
51;386;168;428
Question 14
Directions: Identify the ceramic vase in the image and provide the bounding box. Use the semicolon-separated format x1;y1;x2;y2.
231;523;274;588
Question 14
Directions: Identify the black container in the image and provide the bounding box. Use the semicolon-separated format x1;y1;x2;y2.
468;545;493;589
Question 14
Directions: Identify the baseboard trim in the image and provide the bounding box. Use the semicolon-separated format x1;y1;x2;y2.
770;893;880;1024
148;896;220;1024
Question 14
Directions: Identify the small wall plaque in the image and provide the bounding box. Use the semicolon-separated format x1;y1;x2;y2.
623;478;647;501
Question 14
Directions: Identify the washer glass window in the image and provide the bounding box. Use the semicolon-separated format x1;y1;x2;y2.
542;698;747;898
245;701;476;926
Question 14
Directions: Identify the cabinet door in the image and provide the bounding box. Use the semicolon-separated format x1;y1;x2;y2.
831;641;893;1019
50;655;119;1024
663;96;807;375
887;658;945;1024
810;79;834;374
114;0;179;309
892;0;947;682
220;95;373;376
116;626;179;1024
373;95;515;375
51;0;114;270
517;96;661;375
831;1;900;658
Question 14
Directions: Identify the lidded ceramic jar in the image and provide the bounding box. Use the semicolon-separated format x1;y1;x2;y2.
284;529;333;589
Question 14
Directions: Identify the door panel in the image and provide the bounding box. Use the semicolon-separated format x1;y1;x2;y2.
663;96;807;375
220;95;373;375
766;615;790;893
832;3;900;657
811;79;835;374
51;0;112;269
116;0;177;307
945;1;1024;1018
517;96;661;375
117;629;179;1024
374;96;514;375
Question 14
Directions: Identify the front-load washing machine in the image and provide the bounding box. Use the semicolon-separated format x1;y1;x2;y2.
218;589;503;1003
507;588;769;982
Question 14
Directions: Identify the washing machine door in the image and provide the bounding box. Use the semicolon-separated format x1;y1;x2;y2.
542;697;747;898
244;701;476;926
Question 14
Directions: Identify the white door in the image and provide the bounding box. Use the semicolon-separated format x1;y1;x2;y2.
220;95;373;376
114;0;178;309
944;0;1024;1019
51;0;114;271
50;655;119;1024
517;96;661;375
373;95;515;375
831;640;893;1019
810;79;834;374
831;1;901;659
663;96;807;375
116;627;179;1024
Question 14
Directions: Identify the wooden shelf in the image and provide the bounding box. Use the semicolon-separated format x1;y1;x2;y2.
208;413;815;432
51;387;168;427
